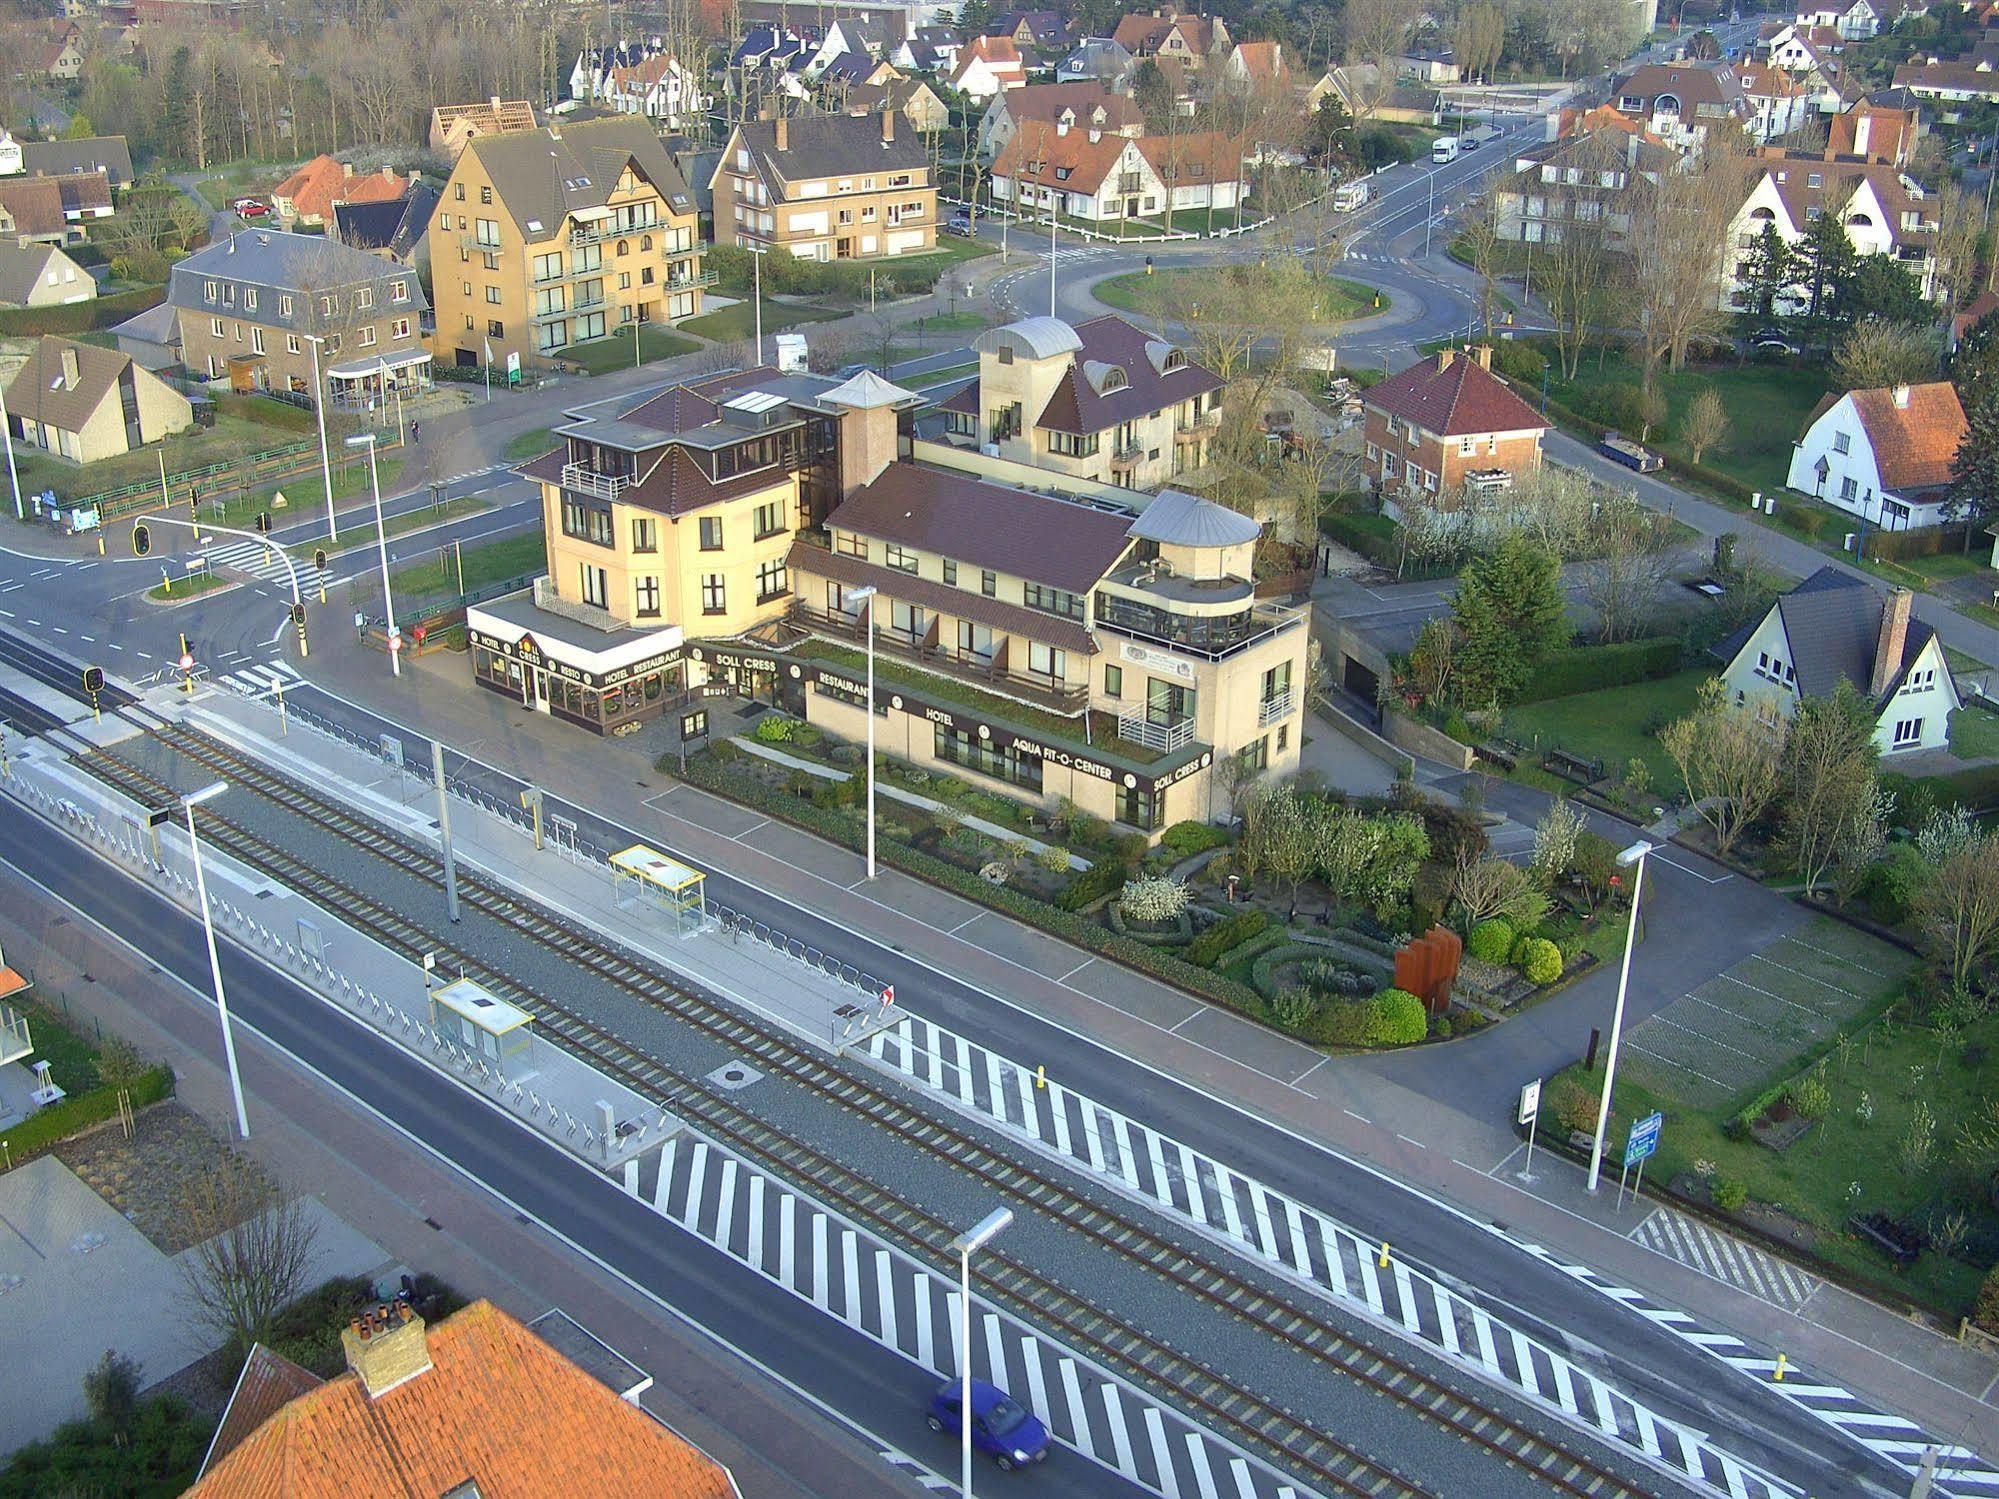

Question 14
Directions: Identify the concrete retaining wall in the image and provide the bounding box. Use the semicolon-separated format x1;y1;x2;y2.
1383;712;1476;772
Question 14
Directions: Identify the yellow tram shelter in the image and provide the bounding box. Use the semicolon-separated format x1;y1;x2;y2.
610;844;708;934
429;976;535;1078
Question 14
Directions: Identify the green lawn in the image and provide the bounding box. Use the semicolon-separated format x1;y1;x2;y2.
8;411;318;507
1092;267;1376;324
914;310;990;333
503;426;557;463
1950;704;1999;760
217;456;406;536
289;491;484;558
1500;668;1710;794
381;529;547;607
563;326;701;374
678;300;841;343
146;568;231;602
1543;346;1835;496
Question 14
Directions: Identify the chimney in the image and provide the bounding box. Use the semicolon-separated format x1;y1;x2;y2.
1435;347;1455;371
1854;111;1871;156
59;345;78;390
1056;114;1070;136
882;109;895;145
490;94;502;109
1893;381;1911;408
340;1300;432;1399
1088;126;1101;143
1870;587;1913;698
776;115;789;151
342;160;353;179
1470;344;1492;370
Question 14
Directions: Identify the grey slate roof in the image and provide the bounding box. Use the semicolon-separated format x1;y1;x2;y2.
0;240;61;306
1713;566;1939;708
331;180;441;259
466;117;696;239
169;229;430;330
731;113;930;185
21;135;132;186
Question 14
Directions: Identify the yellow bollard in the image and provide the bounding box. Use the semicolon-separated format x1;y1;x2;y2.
96;533;105;556
1035;1064;1046;1089
1773;1353;1788;1383
1378;1241;1391;1268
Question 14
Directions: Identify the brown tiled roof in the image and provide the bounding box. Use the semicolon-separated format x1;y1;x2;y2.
1892;60;1999;94
1556;102;1668;145
952;33;1028;85
517;443;787;517
993;120;1140;195
998;81;1144;133
50;170;111;216
1737;61;1800;97
1135;131;1242;187
1757;157;1933;249
0;176;67;237
3;336;139;435
1827;103;1914;161
273;156;409;222
789;542;1100;654
1848;381;1965;492
1230;39;1284;79
1616;60;1750;114
1364;351;1546;438
1033;313;1222;436
197;1346;324;1480
826;462;1134;593
184;1301;735;1499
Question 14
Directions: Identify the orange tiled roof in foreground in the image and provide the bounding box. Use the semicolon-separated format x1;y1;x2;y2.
1848;381;1967;493
272;155;411;222
185;1300;737;1499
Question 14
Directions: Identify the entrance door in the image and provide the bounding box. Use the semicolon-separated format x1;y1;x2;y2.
530;666;550;713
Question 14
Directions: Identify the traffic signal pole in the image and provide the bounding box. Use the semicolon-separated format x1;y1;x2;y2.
142;514;310;658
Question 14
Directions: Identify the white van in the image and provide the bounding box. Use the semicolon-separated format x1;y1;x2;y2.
1431;136;1460;164
1332;180;1369;212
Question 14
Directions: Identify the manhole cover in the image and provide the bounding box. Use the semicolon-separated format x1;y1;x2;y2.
707;1062;762;1092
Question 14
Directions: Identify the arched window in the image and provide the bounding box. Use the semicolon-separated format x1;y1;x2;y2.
617;239;630;256
641;233;653;251
1162;349;1185;372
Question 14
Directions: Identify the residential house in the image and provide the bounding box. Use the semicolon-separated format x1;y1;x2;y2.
184;1300;738;1498
1057;36;1136;85
846;76;951;133
991;10;1073;52
433;116;705;371
711;112;935;262
3;336;191;463
429;97;538;161
602;51;708;126
1762;20;1847;66
1827;100;1918;164
487;360;1302;830
41;170;111;225
0;133;135;189
1723;155;1939;309
1360;345;1547;499
1223;39;1289;88
1395;46;1462;83
991;120;1166;225
1793;0;1909;39
805;16;889;76
1308;64;1440;125
37;30;85;80
169;229;431;405
0;177;73;244
0;239;94;306
934;314;1225;488
893;24;962;72
977;80;1144;161
949;35;1030;98
1138;132;1246;215
1492;122;1676;246
108;300;178;370
1891;55;1999;106
1713;569;1957;753
1786;379;1965;530
1611;61;1758;150
1737;61;1814;139
818;50;903;97
1113;9;1229;65
329;180;440;268
269;155;414;229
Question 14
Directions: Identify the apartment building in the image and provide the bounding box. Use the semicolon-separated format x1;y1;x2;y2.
1722;154;1939;310
168;230;431;403
432;116;707;372
479;357;1304;832
711;112;936;261
935;315;1223;489
1360;346;1547;499
1492;120;1675;246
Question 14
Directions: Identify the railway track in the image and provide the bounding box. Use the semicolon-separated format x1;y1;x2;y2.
62;709;1654;1499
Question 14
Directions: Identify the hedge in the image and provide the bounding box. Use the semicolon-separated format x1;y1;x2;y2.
0;283;165;337
0;1066;174;1164
1517;638;1683;702
1865;522;1978;561
1056;856;1133;911
674;755;1271;1017
1917;761;1999;813
1160;820;1232;858
1185;909;1268;967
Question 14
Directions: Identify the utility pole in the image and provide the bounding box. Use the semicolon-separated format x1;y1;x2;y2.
432;740;461;923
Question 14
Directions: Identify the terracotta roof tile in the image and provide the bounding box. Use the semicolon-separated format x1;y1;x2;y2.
993;119;1141;195
1848;381;1965;492
1362;351;1546;439
197;1346;324;1480
273;156;410;222
0;176;67;237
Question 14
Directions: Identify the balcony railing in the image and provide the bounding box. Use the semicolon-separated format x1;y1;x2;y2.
1176;408;1220;434
1113;435;1143;461
561;463;633;500
791;601;1090;716
1094;593;1305;663
572;292;608;313
567;221;614;246
666;268;721;290
531;302;571;323
1119;707;1196;754
1258;689;1295;726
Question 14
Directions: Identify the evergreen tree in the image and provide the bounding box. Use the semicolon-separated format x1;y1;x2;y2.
1305;94;1358;168
1449;534;1568;708
1947;382;1999;545
1794;206;1858;343
159;47;192;166
1843;256;1930;327
1951;306;1999;389
1734;222;1796;328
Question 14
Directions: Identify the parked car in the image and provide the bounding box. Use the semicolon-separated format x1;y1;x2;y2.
1749;328;1800;356
927;1379;1051;1471
232;198;269;217
1458;133;1480;151
1599;431;1663;473
946;209;975;237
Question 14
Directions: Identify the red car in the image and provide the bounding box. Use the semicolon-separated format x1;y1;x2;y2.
231;198;269;218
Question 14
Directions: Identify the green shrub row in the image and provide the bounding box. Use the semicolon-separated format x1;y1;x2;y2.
1865;522;1979;560
1893;762;1999;814
1055;856;1133;911
674;756;1272;1017
1160;819;1232;858
0;284;165;337
1184;909;1268;967
0;1067;173;1163
708;243;970;301
1518;638;1683;702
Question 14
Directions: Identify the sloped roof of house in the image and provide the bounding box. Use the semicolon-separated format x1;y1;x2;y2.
1113;11;1215;54
1753;155;1934;250
21;135;132;184
1033;314;1222;435
847;77;944;116
1136;130;1242;185
331;180;441;259
1847;381;1966;492
184;1301;736;1499
1556;101;1669;143
49;170;111;217
1230;39;1284;79
195;1346;324;1480
1715;566;1939;705
1363;350;1545;438
1828;102;1915;159
0;240;62;305
1615;60;1751;116
272;156;410;222
790;541;1100;654
1127;486;1258;546
1892;59;1999;93
469;116;697;236
951;33;1027;84
1737;60;1801;98
998;81;1144;132
731;113;929;186
0;176;68;237
432;97;537;140
3;335;140;434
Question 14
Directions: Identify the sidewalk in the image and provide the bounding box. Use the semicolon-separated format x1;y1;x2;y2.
278;624;1999;1469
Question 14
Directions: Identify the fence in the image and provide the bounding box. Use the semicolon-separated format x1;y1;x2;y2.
76;431;405;523
709;898;898;1046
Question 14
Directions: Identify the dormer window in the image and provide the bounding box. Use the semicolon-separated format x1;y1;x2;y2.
1162;349;1184;372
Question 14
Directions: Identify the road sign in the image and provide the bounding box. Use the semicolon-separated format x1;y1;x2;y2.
1517;1079;1541;1126
880;984;894;1010
1623;1111;1663;1168
680;709;709;740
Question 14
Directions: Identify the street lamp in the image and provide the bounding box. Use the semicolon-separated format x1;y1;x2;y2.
345;432;400;678
304;333;337;541
846;583;879;878
0;377;22;521
949;1207;1014;1499
182;781;251;1140
1587;839;1653;1193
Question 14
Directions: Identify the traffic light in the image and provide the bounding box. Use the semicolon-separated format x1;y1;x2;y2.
81;666;103;694
255;512;272;534
290;603;305;625
313;548;328;572
131;523;151;556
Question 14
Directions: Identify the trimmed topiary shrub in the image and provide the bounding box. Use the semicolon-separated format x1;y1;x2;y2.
1467;918;1515;965
1712;1177;1748;1212
1317;1000;1376;1046
1185;910;1268;967
1368;988;1429;1046
1056;857;1134;912
1516;937;1563;986
1160;820;1233;858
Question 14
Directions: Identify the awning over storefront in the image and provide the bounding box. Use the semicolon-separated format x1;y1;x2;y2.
327;348;433;380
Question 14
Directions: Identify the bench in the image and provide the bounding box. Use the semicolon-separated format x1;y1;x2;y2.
1848;1211;1924;1267
1541;748;1604;784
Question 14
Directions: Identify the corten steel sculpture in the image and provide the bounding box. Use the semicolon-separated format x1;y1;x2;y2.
1394;926;1463;1015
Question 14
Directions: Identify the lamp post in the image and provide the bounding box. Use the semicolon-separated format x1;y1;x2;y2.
847;583;878;878
304;333;337;540
0;378;22;521
345;432;400;678
182;781;250;1139
1587;839;1654;1193
1424;166;1440;258
949;1207;1014;1499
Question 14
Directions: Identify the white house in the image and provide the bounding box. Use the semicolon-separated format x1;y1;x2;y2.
1723;158;1939;311
804;17;888;78
948;35;1029;100
1787;380;1965;531
991;123;1164;222
1794;0;1918;40
976;80;1143;161
1715;571;1957;754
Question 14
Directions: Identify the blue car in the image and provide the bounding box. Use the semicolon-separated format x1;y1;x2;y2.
926;1378;1051;1471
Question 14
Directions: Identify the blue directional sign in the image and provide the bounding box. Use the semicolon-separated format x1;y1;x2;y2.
1623;1111;1664;1168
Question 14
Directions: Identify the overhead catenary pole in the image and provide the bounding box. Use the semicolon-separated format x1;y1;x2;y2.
182;782;250;1139
1587;841;1653;1193
347;432;399;677
0;379;22;520
306;333;337;540
432;740;461;922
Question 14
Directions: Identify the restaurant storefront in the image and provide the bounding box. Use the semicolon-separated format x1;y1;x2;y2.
467;594;684;736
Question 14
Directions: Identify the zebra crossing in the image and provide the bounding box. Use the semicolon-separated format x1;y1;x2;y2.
212;659;302;700
201;538;300;586
858;1015;1794;1499
1629;1206;1820;1312
617;1131;1312;1499
1504;1234;1999;1498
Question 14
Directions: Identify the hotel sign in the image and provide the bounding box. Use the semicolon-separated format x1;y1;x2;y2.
468;627;682;690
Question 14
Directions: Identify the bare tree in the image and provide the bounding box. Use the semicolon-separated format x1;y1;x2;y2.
1830;321;1940;391
1450;849;1550;930
1932;183;1989;321
1779;683;1881;896
1340;0;1418;117
1459;206;1503;334
177;1157;320;1357
1683;385;1731;464
1914;831;1999;990
1659;678;1786;855
1626;146;1753;378
1575;499;1677;642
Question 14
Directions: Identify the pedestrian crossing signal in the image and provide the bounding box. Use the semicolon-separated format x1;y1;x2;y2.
255;512;273;534
290;603;305;625
313;548;328;572
131;523;151;556
81;666;103;694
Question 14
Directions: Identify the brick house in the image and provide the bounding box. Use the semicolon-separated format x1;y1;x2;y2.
1361;346;1547;499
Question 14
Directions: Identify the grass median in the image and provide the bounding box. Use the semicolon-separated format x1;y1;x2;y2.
288;493;489;559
